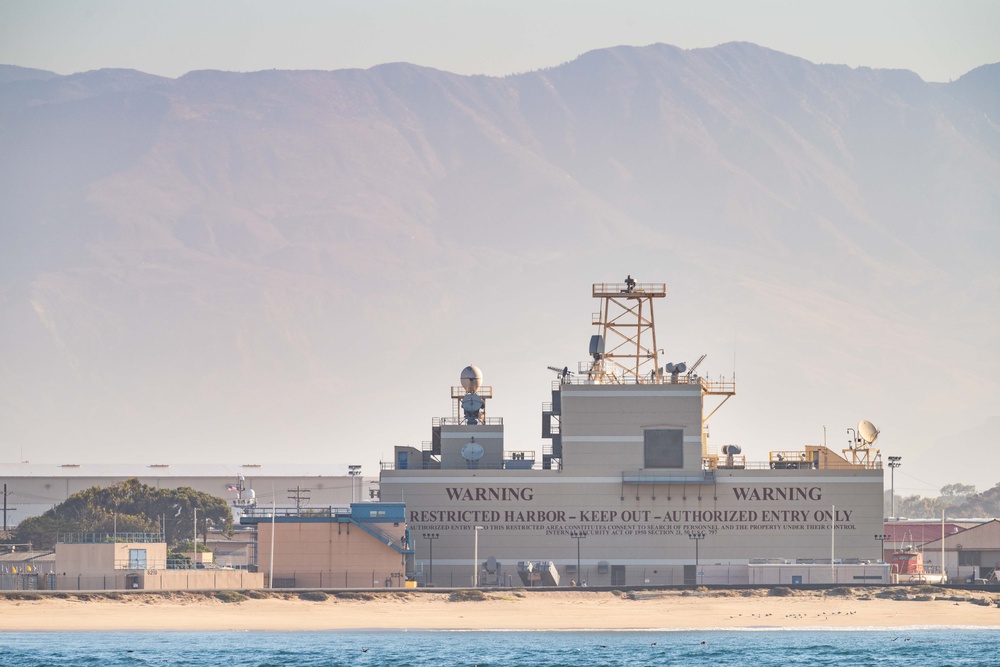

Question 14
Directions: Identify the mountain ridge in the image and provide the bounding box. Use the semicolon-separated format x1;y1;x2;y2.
0;43;997;492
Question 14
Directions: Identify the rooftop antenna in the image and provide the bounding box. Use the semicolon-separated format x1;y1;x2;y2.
458;365;487;425
844;419;881;467
688;354;707;375
547;365;573;383
589;277;665;383
858;420;880;448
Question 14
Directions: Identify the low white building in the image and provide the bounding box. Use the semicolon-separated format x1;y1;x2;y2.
0;462;373;525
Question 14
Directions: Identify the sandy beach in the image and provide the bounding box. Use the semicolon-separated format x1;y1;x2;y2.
2;588;998;632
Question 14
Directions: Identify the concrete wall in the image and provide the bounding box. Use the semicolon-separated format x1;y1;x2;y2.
257;521;407;588
748;564;890;585
56;542;168;574
140;570;264;591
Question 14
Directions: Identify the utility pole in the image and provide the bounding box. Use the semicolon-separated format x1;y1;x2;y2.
2;484;15;532
287;486;311;510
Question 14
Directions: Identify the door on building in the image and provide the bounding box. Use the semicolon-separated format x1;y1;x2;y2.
610;565;626;586
683;564;696;585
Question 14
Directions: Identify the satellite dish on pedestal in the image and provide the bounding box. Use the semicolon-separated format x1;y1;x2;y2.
461;393;484;424
858;420;880;447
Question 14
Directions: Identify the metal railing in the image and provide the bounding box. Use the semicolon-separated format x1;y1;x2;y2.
108;558;240;571
239;506;353;519
381;458;546;471
554;373;734;391
58;532;163;544
352;520;412;554
433;417;504;426
592;282;666;297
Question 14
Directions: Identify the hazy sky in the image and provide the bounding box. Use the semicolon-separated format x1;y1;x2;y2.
2;0;998;82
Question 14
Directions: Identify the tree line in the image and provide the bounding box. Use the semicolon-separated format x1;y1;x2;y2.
886;482;1000;519
4;478;232;549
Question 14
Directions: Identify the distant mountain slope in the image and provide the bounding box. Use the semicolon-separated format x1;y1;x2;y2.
0;64;60;84
1;43;997;491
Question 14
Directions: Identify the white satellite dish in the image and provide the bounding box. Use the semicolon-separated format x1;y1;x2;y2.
858;420;880;446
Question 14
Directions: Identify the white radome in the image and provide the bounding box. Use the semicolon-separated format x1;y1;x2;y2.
460;365;483;393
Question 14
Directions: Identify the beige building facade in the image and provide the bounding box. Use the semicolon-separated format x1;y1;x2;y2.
54;534;264;591
241;503;412;588
381;280;886;587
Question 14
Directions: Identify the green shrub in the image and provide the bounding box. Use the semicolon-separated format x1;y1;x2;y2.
3;592;42;601
299;591;328;602
448;589;487;602
215;590;248;603
334;592;376;601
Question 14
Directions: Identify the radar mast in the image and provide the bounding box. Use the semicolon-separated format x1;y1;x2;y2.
587;277;666;383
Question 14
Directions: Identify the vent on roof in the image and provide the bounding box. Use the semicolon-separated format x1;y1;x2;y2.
60;464;81;467
242;464;262;468
149;464;169;468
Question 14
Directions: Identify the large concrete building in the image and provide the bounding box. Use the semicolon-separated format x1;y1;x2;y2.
381;279;887;587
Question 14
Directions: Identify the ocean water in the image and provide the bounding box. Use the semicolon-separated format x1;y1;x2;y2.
1;629;998;667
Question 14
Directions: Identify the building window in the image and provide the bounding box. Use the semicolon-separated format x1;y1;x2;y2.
129;549;147;570
644;429;684;468
958;550;980;566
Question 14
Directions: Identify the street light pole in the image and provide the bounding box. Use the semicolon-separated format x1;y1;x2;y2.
422;533;438;586
875;533;888;562
348;465;362;504
570;531;587;585
473;526;483;587
887;456;902;519
688;532;705;584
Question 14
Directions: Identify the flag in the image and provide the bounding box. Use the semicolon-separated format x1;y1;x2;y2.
226;484;238;492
